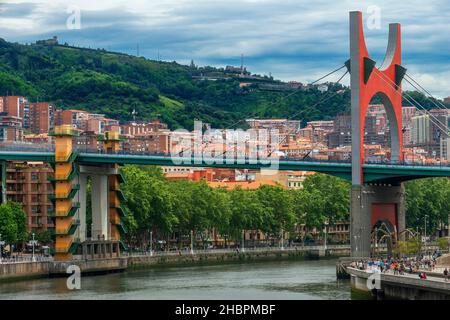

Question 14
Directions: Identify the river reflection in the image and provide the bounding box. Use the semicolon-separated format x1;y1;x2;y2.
0;259;350;300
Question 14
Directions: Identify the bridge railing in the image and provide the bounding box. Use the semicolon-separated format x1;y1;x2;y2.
1;144;450;168
124;244;351;257
0;142;54;153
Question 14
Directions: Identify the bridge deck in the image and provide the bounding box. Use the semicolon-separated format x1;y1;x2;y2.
0;150;449;183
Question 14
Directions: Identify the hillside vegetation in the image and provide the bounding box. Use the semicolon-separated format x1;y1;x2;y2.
0;38;441;130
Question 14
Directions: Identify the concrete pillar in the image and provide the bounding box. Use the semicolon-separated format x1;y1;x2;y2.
350;184;406;257
397;183;406;241
76;173;88;242
92;175;109;240
1;161;6;204
350;185;372;258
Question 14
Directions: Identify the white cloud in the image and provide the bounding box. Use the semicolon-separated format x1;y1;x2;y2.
0;0;449;96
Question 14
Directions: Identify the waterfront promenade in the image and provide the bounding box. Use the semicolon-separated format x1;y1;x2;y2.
347;266;450;300
345;254;450;300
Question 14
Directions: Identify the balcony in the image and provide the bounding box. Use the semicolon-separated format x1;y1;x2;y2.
111;205;126;218
116;190;126;202
50;165;78;182
49;125;80;137
55;202;80;217
52;184;80;200
116;223;127;236
55;237;73;253
98;131;122;142
117;171;126;183
54;151;78;163
55;219;80;236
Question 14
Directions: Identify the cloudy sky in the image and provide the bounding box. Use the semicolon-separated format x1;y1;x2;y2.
1;0;449;97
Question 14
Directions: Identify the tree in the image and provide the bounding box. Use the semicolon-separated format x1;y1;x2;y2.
405;178;450;234
122;165;177;249
36;230;52;245
0;202;26;245
228;187;265;241
8;201;27;243
256;185;295;237
301;173;350;225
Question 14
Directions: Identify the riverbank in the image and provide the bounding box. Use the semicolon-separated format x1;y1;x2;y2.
0;246;350;283
347;267;450;300
0;259;350;300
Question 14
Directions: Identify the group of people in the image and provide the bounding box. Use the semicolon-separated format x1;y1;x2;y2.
351;254;449;282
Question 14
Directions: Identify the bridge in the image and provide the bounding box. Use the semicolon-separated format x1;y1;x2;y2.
1;150;450;183
1;11;450;261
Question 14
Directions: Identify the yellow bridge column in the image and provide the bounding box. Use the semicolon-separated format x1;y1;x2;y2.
102;131;127;249
50;125;80;261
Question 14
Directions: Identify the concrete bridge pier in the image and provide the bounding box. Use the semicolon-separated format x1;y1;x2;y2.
91;175;109;240
74;174;87;242
78;165;119;241
350;184;406;257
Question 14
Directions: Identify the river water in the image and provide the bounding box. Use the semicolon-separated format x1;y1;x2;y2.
0;259;350;300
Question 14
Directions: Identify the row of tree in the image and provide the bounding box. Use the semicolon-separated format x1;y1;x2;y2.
120;166;350;249
405;178;450;235
0;165;448;251
121;166;450;249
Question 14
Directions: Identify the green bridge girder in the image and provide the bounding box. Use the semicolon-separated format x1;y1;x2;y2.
1;151;450;184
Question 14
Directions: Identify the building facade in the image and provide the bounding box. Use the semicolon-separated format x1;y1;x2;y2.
5;162;54;233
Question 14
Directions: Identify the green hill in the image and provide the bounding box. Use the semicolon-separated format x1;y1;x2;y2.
3;38;438;130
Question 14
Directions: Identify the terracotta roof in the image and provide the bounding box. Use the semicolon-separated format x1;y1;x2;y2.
208;180;283;190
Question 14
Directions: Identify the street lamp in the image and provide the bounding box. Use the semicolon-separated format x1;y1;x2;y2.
0;233;3;264
150;231;153;256
32;233;36;262
241;230;245;252
324;221;329;251
280;227;284;251
190;230;194;255
424;215;428;248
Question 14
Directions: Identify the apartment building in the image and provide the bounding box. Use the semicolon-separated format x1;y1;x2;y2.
0;96;28;118
122;131;171;154
121;120;168;135
0;113;24;142
246;118;301;133
28;102;54;134
5;162;54;233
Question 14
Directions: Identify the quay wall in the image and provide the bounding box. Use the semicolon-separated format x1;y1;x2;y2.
0;261;51;282
346;267;450;300
0;247;350;282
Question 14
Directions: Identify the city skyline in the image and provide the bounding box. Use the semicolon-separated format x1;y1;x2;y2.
1;0;450;97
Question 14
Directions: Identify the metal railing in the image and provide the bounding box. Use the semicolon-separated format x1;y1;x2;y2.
0;255;54;264
124;244;350;258
1;143;450;168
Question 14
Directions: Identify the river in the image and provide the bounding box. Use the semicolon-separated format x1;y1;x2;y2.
0;259;350;300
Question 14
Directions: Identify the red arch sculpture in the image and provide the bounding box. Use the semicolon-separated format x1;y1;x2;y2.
349;11;406;185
